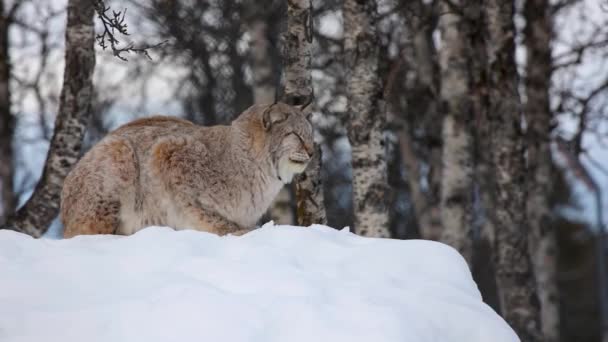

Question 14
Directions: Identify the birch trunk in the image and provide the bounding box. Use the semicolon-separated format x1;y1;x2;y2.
0;0;13;224
1;0;95;237
437;0;474;264
485;1;542;340
459;0;502;310
250;17;294;225
281;0;326;226
398;126;441;240
344;0;390;237
524;1;559;340
250;19;275;104
400;1;443;241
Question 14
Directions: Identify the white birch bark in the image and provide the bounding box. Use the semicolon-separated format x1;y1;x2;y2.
282;0;326;226
437;0;474;264
344;0;390;237
0;0;13;224
2;0;95;237
485;0;542;340
250;20;275;105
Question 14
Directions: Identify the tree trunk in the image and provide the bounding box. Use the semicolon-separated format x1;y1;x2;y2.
0;0;13;224
1;0;95;237
344;0;390;237
463;0;501;312
281;0;326;226
398;124;442;240
484;1;542;340
224;3;253;118
250;19;276;104
437;0;474;264
524;1;559;340
250;17;295;226
295;143;326;226
399;1;443;241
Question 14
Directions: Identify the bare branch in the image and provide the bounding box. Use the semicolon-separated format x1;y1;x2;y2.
93;0;166;61
569;77;608;154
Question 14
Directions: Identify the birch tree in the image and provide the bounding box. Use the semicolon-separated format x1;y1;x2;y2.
249;15;276;105
485;0;542;340
344;0;390;237
0;0;14;224
398;0;443;241
1;0;95;237
524;0;559;340
282;0;326;226
437;0;474;264
248;6;295;225
466;0;501;311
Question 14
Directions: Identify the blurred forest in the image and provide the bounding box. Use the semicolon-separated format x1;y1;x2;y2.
0;0;607;341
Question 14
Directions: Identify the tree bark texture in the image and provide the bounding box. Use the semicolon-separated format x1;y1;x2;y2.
398;126;441;240
281;0;326;226
399;1;443;241
0;0;13;224
295;144;326;226
250;19;276;105
2;0;95;237
344;0;390;238
485;1;542;340
466;0;494;245
524;1;559;340
437;0;474;264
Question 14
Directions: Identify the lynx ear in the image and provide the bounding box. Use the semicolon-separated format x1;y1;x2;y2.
262;105;287;130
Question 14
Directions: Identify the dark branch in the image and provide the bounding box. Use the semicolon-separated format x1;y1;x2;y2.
93;0;166;61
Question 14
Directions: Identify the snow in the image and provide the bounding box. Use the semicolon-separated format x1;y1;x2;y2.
0;223;518;342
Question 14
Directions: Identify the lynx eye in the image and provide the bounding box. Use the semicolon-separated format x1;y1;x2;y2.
291;132;312;155
306;112;313;122
290;132;305;144
284;132;304;148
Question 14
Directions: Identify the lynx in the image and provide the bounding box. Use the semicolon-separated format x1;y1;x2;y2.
61;102;314;238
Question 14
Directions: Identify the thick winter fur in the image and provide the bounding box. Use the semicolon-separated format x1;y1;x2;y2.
61;103;314;238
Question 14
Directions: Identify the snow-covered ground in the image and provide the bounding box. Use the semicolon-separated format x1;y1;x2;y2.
0;223;518;342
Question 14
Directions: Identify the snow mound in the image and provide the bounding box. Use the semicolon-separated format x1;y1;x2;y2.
0;223;518;342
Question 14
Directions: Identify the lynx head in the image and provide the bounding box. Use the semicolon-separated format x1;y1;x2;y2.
263;102;315;183
235;102;314;183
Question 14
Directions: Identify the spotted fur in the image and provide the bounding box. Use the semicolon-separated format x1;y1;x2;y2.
61;103;313;238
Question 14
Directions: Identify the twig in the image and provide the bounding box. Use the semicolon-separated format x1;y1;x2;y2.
93;0;166;61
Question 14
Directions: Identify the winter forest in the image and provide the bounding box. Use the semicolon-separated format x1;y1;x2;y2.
0;0;607;341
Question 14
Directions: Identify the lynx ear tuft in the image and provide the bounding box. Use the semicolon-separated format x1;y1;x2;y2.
262;105;287;130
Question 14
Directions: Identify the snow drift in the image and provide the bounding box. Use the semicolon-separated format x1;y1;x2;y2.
0;223;518;342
